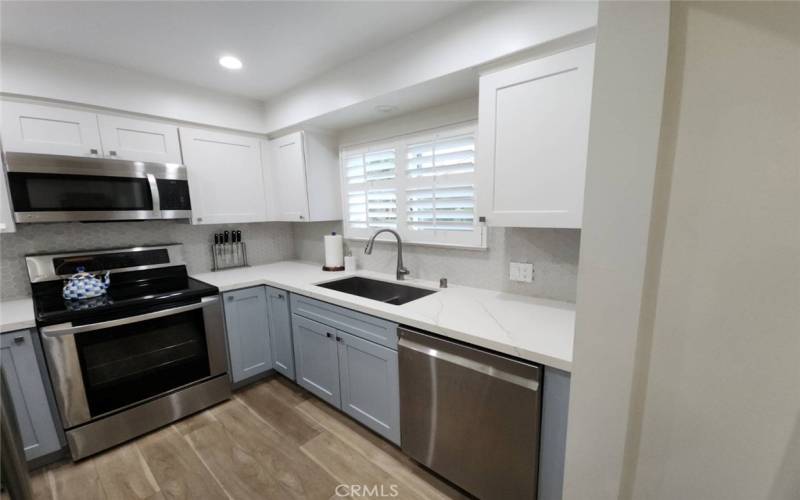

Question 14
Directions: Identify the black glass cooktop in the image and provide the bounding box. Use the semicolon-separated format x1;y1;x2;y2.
31;266;218;325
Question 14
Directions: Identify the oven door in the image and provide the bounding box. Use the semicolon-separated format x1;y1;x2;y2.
39;296;226;429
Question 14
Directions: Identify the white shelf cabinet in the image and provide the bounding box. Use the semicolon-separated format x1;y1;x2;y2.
0;157;16;233
268;131;341;222
1;101;103;157
477;43;595;228
1;100;181;164
97;114;182;163
180;127;267;224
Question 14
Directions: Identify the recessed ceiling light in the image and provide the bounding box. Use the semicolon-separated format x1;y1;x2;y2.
219;55;243;70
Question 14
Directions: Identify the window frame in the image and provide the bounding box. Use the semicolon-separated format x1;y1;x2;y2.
339;122;486;249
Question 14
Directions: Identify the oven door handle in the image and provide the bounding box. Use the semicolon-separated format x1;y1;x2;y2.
40;296;219;337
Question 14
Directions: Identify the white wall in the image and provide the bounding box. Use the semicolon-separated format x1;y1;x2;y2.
262;1;598;133
337;97;477;147
0;44;265;133
630;3;800;499
563;2;670;499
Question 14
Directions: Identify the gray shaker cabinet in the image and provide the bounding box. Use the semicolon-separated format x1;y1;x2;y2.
1;329;63;461
291;314;341;407
266;286;295;380
337;330;400;445
291;294;400;444
223;286;272;383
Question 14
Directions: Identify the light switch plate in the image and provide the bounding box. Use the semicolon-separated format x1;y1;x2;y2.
509;262;534;283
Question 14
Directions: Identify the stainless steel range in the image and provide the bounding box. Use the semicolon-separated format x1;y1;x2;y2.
26;245;229;460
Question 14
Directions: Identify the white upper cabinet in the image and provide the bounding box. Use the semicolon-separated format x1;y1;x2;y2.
97;114;181;163
179;127;267;225
269;131;341;222
0;159;16;233
1;101;102;157
1;101;181;164
272;132;310;221
477;43;595;228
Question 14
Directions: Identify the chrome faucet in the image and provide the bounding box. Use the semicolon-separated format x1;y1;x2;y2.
364;229;410;281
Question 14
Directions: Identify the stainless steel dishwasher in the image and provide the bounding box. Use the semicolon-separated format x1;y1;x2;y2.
398;327;542;500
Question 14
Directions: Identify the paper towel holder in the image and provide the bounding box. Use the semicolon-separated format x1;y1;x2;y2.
323;231;346;271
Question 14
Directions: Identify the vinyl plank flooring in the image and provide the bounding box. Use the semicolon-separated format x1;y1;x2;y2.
50;458;107;500
93;443;161;499
172;405;221;436
30;468;54;500
301;432;425;500
215;400;338;499
185;399;337;499
137;426;229;500
35;376;469;500
297;399;469;500
237;381;321;445
267;375;314;406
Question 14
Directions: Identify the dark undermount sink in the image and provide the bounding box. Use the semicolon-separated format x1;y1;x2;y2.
316;276;437;305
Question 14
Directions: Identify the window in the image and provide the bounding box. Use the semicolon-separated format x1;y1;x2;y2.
340;123;485;248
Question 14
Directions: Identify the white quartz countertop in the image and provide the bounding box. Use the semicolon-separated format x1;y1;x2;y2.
0;297;36;333
193;261;575;371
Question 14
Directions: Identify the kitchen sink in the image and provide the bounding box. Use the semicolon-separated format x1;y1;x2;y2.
316;276;437;305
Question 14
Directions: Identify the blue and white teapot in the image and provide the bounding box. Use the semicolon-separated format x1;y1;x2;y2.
63;267;110;300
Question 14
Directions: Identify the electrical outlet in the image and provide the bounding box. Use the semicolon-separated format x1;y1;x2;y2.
509;262;534;283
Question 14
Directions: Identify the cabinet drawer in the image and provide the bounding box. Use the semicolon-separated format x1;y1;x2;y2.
290;294;398;350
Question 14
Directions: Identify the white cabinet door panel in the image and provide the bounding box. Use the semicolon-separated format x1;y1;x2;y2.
1;101;102;157
271;132;310;221
180;127;267;224
477;44;595;228
98;115;181;163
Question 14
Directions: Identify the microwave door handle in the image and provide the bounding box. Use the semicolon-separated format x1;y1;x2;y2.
147;173;161;217
40;296;219;337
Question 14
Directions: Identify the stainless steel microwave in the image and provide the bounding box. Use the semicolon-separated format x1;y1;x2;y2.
5;152;191;223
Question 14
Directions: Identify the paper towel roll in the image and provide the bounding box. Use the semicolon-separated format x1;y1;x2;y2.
324;233;344;268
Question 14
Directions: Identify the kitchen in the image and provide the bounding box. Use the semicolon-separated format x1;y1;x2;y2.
1;2;798;500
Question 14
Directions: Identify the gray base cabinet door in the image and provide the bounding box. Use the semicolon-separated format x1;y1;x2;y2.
1;330;62;461
266;287;295;380
224;287;272;383
337;331;400;444
292;315;340;407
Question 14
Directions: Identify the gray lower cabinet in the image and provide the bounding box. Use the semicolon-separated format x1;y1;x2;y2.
291;296;401;445
1;329;62;462
337;330;400;444
538;367;571;500
291;314;340;406
223;286;272;383
266;286;295;380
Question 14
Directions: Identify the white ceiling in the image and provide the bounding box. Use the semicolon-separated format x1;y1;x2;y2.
0;1;471;101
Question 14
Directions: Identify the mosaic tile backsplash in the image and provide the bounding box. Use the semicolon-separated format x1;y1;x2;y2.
1;219;580;303
0;220;294;300
293;222;580;303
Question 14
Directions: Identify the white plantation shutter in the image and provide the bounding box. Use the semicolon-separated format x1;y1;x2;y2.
407;134;475;178
340;123;484;248
407;185;475;231
342;146;398;238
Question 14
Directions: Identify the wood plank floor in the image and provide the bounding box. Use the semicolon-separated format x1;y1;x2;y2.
30;375;470;500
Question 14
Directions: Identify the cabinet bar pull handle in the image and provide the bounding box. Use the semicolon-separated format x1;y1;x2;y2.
13;336;24;344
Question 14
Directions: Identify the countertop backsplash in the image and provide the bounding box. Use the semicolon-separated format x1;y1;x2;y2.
292;221;580;303
1;219;579;303
0;220;295;300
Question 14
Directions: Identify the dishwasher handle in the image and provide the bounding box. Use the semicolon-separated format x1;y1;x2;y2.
398;331;539;392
